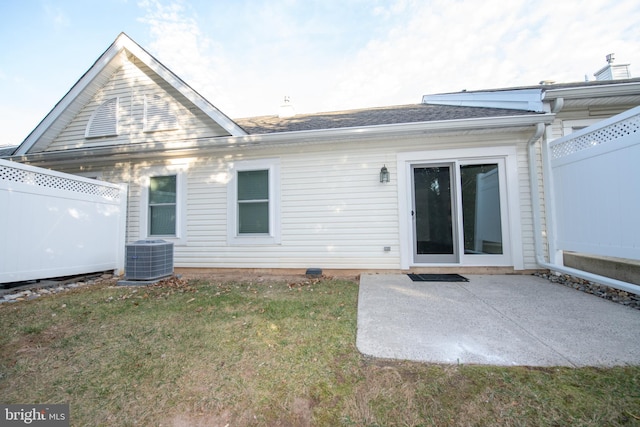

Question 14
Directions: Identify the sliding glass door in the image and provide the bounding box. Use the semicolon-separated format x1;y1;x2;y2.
412;161;505;264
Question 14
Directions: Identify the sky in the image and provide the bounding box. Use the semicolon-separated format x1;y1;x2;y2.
1;0;639;147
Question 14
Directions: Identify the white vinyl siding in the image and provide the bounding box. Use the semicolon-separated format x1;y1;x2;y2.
144;94;179;132
78;129;537;271
198;146;399;268
518;142;539;269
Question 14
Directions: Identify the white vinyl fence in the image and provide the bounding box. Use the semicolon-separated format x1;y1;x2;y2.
0;159;127;283
549;106;640;260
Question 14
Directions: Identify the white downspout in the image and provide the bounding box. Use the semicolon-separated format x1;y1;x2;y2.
528;122;640;295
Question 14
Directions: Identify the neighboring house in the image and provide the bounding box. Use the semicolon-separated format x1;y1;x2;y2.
0;146;17;157
5;33;640;276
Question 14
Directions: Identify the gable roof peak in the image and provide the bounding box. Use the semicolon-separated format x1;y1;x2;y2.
14;32;246;156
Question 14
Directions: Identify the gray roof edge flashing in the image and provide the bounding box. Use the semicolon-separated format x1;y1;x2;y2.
422;89;545;112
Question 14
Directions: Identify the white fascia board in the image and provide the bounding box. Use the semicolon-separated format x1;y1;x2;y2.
14;40;126;156
423;89;544;112
12;113;555;166
119;35;247;137
542;81;640;100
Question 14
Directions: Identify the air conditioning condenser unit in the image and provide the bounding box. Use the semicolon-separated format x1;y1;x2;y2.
125;239;174;280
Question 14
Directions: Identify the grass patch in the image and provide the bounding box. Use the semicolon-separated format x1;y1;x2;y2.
1;276;639;426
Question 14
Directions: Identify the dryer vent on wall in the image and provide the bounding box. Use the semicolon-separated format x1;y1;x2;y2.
125;240;174;280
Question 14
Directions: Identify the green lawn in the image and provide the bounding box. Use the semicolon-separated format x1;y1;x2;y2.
1;276;639;426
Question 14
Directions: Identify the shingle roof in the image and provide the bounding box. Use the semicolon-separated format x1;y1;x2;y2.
0;146;16;157
234;103;538;135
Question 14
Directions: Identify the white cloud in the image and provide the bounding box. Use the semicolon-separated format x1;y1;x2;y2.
44;3;70;30
2;0;637;148
372;0;409;18
0;105;43;147
321;0;640;110
136;0;640;118
137;0;238;113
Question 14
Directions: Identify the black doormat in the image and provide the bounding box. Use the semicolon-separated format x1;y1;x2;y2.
408;273;468;282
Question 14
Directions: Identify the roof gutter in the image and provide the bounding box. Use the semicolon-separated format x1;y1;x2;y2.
11;113;555;167
527;123;640;295
542;81;640;100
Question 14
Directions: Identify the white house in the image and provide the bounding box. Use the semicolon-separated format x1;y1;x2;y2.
5;33;640;282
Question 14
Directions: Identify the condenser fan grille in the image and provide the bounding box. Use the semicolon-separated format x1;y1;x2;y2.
125;240;174;280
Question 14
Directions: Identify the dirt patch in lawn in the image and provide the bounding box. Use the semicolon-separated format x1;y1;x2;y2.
175;268;360;285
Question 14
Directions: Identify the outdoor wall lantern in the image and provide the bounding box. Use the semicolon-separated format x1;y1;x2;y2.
380;165;390;183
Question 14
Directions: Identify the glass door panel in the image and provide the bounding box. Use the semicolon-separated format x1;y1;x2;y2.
412;165;458;263
460;164;503;255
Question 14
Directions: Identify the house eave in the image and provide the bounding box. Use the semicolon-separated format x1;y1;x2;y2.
10;113;554;167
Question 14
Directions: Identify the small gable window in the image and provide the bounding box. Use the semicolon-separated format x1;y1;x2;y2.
144;94;179;132
85;97;119;138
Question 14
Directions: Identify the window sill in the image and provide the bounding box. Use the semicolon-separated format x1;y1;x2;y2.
228;235;281;246
144;235;186;246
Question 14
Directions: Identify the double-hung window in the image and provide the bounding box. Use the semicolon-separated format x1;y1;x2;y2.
238;170;269;234
228;159;280;244
138;167;185;244
149;175;177;236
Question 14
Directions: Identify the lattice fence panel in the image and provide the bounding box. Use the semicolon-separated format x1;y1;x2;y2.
0;163;120;200
551;113;640;160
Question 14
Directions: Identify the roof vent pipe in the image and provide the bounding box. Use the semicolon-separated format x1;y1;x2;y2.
278;96;296;118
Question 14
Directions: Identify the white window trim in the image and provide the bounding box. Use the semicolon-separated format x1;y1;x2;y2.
139;167;187;245
227;158;281;245
562;119;600;137
397;146;523;270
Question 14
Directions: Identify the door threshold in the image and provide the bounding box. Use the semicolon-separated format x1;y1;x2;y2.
408;266;519;275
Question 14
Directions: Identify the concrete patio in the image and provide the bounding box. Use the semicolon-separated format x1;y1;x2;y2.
356;273;640;367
